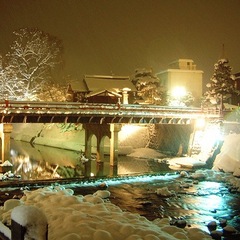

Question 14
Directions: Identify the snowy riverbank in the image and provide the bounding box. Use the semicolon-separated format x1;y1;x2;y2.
1;127;239;239
128;131;240;177
0;168;240;240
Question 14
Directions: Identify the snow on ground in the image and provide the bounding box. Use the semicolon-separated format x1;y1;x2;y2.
0;133;240;239
129;132;240;177
0;186;212;240
167;156;206;169
212;133;240;176
128;147;166;159
0;169;239;240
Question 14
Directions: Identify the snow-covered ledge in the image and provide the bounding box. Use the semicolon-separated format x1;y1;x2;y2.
0;221;11;240
11;205;48;240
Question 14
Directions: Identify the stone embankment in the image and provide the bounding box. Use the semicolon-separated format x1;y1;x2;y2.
10;123;150;155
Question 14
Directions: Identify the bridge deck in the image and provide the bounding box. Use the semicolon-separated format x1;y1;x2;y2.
0;101;221;124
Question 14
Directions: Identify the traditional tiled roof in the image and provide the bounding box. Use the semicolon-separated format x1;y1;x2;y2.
83;75;136;93
68;79;88;92
86;89;122;98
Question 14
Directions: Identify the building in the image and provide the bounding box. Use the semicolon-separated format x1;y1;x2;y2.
234;72;240;91
157;59;203;106
67;75;136;104
231;72;240;106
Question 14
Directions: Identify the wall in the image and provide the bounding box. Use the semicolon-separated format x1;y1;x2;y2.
11;123;192;156
148;124;193;155
11;123;150;155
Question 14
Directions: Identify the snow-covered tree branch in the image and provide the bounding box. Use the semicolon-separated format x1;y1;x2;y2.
1;28;64;100
131;68;167;105
203;58;236;109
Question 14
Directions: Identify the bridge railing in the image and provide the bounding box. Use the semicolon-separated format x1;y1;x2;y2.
0;100;221;118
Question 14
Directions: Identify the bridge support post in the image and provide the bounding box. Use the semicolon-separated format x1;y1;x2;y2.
110;124;122;168
85;129;92;160
0;124;13;162
84;124;107;162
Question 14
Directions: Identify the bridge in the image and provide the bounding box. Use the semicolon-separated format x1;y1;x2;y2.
0;101;222;175
0;100;220;124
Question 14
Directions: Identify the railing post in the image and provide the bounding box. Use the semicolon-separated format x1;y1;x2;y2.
11;205;48;240
109;123;122;169
0;124;13;162
11;220;26;240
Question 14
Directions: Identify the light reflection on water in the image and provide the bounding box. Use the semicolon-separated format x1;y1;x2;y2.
10;140;171;180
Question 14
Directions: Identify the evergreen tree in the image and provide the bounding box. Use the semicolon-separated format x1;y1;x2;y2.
131;68;167;105
204;58;236;110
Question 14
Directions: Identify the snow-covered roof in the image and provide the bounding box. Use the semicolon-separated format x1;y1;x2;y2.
235;72;240;78
68;79;88;92
86;89;122;98
84;75;136;92
224;103;239;109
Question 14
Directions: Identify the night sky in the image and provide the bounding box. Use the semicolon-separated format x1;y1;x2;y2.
0;0;240;85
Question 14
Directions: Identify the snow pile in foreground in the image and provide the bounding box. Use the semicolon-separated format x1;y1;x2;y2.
0;186;211;240
213;133;240;176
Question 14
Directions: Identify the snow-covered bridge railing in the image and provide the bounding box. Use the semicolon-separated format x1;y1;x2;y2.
0;205;48;240
0;100;221;124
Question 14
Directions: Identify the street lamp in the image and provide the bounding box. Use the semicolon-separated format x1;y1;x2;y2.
172;86;186;97
170;86;187;106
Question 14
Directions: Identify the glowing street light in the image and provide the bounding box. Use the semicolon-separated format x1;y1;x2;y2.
171;86;187;98
170;86;187;106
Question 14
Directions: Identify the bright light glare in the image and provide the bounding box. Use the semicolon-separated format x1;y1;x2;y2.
196;118;205;129
171;86;187;98
194;124;222;155
204;195;224;210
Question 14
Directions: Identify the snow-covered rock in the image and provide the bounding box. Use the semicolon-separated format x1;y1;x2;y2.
0;186;212;240
156;187;175;197
213;133;240;176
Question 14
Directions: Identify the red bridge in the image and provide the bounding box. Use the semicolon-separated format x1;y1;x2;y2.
0;100;221;124
0;100;223;167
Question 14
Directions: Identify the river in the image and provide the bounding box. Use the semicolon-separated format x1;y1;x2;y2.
9;139;172;179
1;140;240;235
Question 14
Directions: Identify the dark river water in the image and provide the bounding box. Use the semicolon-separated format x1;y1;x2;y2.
9;139;172;179
1;140;240;235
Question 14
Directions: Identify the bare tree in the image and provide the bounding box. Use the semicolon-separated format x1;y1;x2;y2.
5;28;63;100
38;82;66;102
0;55;24;100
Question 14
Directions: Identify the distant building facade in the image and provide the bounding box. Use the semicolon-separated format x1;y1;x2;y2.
234;72;240;90
231;72;240;106
157;59;203;106
66;75;136;104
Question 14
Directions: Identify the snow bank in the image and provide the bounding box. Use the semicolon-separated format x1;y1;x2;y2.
180;169;240;192
168;156;205;169
167;133;240;177
213;133;240;176
0;186;212;240
128;148;166;159
0;161;13;167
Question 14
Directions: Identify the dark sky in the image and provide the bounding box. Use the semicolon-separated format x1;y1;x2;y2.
0;0;240;85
